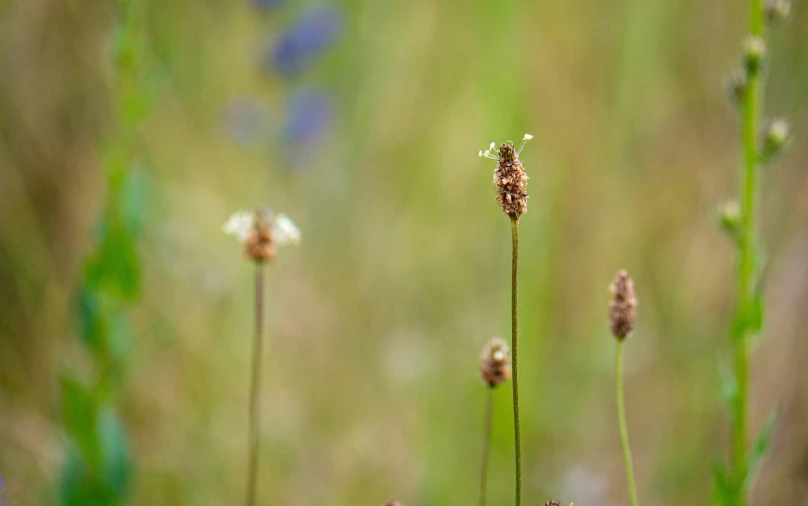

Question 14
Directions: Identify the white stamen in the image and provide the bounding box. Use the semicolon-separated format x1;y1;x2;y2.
272;214;301;246
223;210;254;242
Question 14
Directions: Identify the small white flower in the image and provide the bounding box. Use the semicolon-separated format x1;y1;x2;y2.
272;214;301;246
222;210;254;242
478;150;484;158
523;133;533;140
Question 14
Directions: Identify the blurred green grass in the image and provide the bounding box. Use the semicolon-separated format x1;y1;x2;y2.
1;0;808;504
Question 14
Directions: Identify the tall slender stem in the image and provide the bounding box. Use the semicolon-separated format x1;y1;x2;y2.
615;339;639;506
478;388;495;506
247;264;266;506
733;0;764;501
510;218;521;506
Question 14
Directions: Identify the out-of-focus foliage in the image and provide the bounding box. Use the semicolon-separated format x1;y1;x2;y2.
0;0;807;505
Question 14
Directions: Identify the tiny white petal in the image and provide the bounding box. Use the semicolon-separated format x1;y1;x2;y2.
223;211;254;242
523;134;533;140
272;214;301;246
484;150;490;157
478;150;484;158
490;142;496;150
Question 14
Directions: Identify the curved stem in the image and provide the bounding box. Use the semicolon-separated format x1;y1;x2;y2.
478;388;495;506
510;218;521;506
616;339;639;506
247;264;266;506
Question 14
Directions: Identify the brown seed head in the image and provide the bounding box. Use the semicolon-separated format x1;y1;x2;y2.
544;501;562;506
243;209;277;264
609;269;637;340
494;143;529;219
479;337;511;387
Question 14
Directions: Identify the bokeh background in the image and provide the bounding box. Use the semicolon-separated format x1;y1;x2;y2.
1;0;807;504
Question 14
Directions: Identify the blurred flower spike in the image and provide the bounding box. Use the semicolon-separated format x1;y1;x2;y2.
285;88;333;143
269;6;343;75
224;209;300;263
250;0;288;9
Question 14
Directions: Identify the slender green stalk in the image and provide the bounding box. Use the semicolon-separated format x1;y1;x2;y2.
615;339;639;506
733;0;765;501
510;218;521;506
247;264;266;506
478;387;495;506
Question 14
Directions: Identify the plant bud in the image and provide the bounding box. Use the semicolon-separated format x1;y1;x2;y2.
743;36;766;75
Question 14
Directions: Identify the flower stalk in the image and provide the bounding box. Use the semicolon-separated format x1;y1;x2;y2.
721;1;791;503
246;263;265;506
224;208;300;506
609;269;639;506
510;218;522;506
478;337;511;506
478;387;495;506
615;340;639;506
480;135;531;506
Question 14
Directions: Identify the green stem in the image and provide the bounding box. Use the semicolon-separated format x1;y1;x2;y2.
734;0;764;501
478;387;495;506
615;339;639;506
510;218;521;506
247;264;266;506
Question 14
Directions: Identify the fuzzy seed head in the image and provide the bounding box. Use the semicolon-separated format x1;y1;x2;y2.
609;270;637;340
480;337;511;387
494;143;529;219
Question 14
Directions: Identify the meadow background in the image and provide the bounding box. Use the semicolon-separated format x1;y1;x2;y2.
1;0;807;504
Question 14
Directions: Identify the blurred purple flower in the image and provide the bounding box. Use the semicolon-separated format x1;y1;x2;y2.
223;97;271;147
251;0;287;9
284;88;333;144
268;6;342;75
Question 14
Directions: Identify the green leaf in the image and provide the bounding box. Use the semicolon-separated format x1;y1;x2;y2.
97;408;132;498
745;411;778;489
718;361;738;418
85;218;141;301
120;163;150;237
77;288;108;356
712;461;737;506
61;377;99;467
59;446;119;506
746;282;765;337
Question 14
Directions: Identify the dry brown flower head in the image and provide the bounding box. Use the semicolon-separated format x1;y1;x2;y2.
494;143;529;219
480;337;511;387
243;209;277;264
609;269;637;340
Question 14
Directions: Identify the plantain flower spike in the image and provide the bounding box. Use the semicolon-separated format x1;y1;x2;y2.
223;208;300;263
609;269;637;340
479;337;512;388
480;134;532;220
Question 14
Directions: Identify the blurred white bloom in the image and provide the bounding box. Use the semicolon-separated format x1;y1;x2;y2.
222;209;301;246
222;210;254;241
272;214;301;246
489;142;496;150
523;133;533;140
